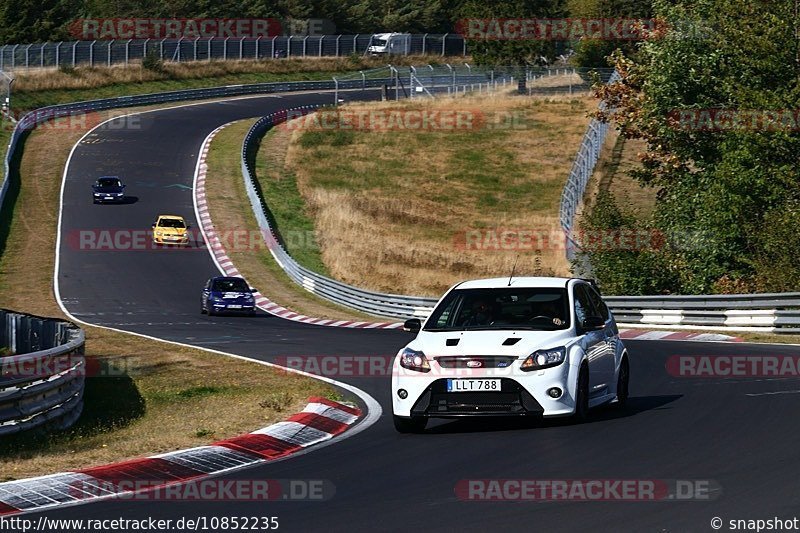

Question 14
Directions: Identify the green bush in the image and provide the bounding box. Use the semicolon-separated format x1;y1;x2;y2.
576;192;680;295
142;49;164;72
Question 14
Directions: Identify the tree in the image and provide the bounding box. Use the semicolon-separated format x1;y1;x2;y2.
457;0;568;65
589;0;800;294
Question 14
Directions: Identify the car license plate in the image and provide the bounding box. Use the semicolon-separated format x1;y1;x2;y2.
227;304;242;309
104;196;113;200
447;378;501;392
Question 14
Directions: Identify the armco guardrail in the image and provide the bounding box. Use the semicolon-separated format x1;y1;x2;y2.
0;310;85;436
606;294;800;332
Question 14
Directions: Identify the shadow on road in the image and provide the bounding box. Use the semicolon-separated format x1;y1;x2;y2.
423;394;682;434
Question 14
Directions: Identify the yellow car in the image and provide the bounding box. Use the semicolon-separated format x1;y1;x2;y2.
151;215;190;245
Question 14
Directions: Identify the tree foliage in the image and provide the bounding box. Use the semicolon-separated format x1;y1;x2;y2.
585;0;800;294
0;0;471;43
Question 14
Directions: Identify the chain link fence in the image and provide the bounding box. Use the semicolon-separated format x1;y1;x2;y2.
0;34;469;71
332;63;518;102
559;69;620;267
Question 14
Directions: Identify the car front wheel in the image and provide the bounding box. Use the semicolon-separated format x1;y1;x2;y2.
393;415;427;433
615;357;629;408
571;364;589;423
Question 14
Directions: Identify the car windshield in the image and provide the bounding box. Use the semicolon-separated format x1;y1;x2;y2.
424;287;570;331
97;178;121;187
212;279;249;292
158;218;185;228
374;39;387;46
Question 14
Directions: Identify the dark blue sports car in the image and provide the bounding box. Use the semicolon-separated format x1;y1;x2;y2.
92;176;126;203
201;276;257;316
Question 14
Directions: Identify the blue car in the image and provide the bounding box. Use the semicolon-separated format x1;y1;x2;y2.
201;276;257;316
92;176;126;204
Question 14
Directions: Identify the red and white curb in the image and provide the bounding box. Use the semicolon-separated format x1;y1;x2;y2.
0;397;360;516
618;329;741;342
193;124;402;330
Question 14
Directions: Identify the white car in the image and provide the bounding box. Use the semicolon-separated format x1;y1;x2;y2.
391;277;629;433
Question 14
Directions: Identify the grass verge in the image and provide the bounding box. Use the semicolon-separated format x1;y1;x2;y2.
281;93;596;297
0;106;336;480
203;120;376;322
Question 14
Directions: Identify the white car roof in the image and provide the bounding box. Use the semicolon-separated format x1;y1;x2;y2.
454;277;575;290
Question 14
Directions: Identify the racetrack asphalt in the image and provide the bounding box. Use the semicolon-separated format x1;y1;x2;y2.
41;88;800;532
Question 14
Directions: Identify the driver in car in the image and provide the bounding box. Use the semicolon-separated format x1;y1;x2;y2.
536;300;565;326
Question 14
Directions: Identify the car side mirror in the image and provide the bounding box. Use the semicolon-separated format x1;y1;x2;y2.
403;318;421;333
151;223;156;228
582;316;605;331
249;287;257;293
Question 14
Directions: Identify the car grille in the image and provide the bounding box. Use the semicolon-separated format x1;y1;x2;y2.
411;379;543;417
434;356;517;369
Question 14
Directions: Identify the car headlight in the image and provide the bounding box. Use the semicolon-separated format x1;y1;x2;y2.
155;231;162;236
399;348;430;373
93;192;101;196
521;347;567;371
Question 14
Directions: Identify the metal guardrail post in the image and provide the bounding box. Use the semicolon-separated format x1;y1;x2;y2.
193;37;200;61
271;36;276;59
40;43;46;67
422;33;428;55
71;42;77;66
303;35;308;57
159;38;164;60
255;36;261;59
89;40;95;66
335;35;341;56
333;77;339;106
25;44;32;68
442;33;448;56
107;40;114;66
318;36;323;57
223;37;229;60
287;36;292;57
